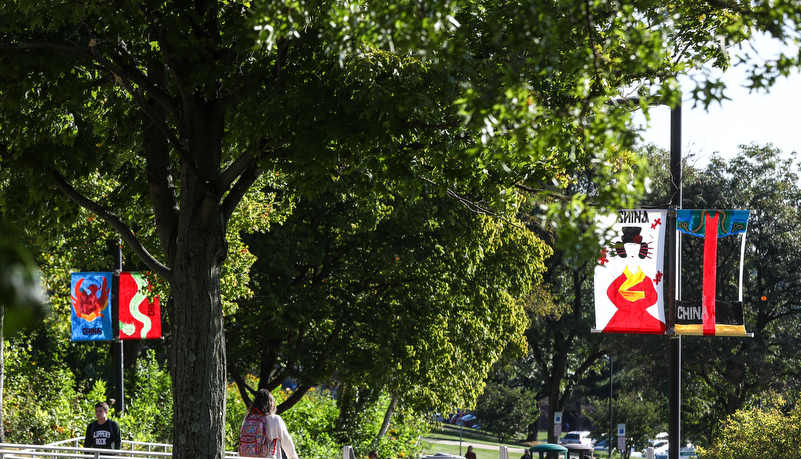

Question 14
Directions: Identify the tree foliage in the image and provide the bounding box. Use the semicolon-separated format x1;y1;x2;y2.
473;382;538;442
3;1;801;457
698;400;801;459
227;182;549;416
633;144;801;445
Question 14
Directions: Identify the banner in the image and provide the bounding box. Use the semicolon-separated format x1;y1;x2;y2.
71;272;114;341
594;209;667;334
675;209;751;336
118;272;161;340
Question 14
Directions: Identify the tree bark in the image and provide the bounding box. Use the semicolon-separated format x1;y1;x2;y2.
168;212;228;458
1;305;5;443
150;93;229;458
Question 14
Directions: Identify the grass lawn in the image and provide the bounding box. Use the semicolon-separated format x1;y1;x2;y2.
420;425;534;458
421;425;615;458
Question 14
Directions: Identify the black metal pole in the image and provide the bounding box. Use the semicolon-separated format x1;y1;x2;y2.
668;102;682;459
114;239;125;415
609;356;613;458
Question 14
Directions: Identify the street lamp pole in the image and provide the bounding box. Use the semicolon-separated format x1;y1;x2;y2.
606;355;613;458
668;102;683;459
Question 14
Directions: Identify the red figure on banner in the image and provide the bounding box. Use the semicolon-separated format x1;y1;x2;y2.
72;277;110;322
603;226;666;334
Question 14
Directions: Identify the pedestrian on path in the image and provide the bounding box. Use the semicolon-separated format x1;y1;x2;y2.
83;402;121;450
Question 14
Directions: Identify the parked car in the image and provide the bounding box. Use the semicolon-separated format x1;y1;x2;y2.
593;439;609;452
448;412;467;425
457;414;476;427
654;446;696;459
560;431;593;447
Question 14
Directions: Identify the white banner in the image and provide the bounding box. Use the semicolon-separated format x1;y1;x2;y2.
594;210;667;334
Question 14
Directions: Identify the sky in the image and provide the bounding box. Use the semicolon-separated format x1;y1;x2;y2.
635;34;801;168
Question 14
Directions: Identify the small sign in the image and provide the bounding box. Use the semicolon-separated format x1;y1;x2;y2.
617;423;626;436
554;424;562;438
554;412;563;424
618;436;626;451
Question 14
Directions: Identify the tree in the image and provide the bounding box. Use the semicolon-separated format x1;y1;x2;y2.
473;382;538;442
226;181;549;423
3;2;801;458
633;144;801;445
698;401;801;459
678;145;801;443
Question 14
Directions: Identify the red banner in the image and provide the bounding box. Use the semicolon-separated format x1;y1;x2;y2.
118;272;161;340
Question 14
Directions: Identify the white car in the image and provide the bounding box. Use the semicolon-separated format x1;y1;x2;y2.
560;431;593;447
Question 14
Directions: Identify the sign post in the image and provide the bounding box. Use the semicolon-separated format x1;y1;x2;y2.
617;424;626;454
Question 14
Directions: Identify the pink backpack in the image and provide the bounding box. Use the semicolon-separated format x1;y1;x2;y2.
238;414;278;457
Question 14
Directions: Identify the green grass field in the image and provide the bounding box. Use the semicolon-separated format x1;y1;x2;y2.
421;425;615;459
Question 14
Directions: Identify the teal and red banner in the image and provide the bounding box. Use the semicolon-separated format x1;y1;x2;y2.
675;209;750;336
118;272;161;340
71;272;114;341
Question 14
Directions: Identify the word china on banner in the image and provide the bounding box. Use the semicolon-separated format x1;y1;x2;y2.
118;272;161;340
71;272;114;341
675;209;751;337
593;209;667;334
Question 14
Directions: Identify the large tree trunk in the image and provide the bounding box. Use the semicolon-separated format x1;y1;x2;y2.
168;210;228;458
164;96;229;459
1;305;5;443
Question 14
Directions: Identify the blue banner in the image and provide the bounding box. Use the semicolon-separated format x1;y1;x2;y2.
70;272;114;341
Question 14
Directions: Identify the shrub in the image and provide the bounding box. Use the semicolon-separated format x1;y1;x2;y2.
117;350;173;443
699;402;801;459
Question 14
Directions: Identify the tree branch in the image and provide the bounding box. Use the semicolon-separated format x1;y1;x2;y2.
419;176;526;230
216;147;258;193
0;41;89;56
221;162;264;226
86;45;212;189
51;170;172;280
229;363;257;409
276;385;312;414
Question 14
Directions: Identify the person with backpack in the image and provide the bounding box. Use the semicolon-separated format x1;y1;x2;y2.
239;389;299;458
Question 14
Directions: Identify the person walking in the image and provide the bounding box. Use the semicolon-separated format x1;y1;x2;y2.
83;402;121;450
465;445;477;459
238;389;299;458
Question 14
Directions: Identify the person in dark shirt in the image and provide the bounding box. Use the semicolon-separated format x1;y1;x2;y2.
465;445;477;459
84;402;121;449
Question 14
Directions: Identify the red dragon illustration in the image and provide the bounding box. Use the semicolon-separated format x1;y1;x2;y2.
71;277;110;322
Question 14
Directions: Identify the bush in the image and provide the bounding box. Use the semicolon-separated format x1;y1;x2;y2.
698;402;801;459
3;334;97;443
117;350;173;443
225;384;430;459
3;333;172;446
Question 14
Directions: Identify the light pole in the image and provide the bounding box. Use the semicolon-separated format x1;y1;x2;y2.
605;355;613;458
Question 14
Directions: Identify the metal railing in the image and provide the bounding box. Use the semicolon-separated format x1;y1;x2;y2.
0;439;239;459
